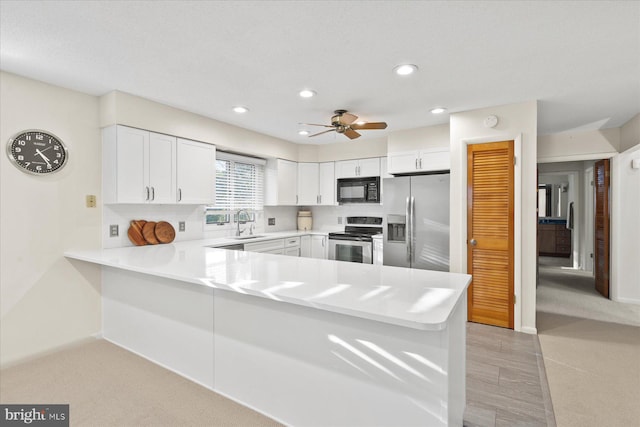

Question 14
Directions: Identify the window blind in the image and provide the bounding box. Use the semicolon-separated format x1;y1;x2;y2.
213;152;265;211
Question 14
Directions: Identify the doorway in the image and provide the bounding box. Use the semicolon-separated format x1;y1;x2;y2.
536;159;610;303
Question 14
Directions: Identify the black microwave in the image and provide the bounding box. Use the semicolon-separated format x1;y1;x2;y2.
337;176;380;204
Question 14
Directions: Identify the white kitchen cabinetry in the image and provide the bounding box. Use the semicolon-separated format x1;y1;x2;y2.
297;163;319;205
176;138;216;204
284;236;301;257
245;236;300;257
387;148;450;174
265;159;298;205
318;162;336;205
297;162;336;206
311;235;328;259
103;125;176;204
103;125;215;205
335;158;380;178
300;235;312;257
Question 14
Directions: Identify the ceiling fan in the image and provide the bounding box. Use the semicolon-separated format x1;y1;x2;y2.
301;110;387;140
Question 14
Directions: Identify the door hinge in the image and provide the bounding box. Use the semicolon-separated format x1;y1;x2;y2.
513;156;517;166
514;294;517;304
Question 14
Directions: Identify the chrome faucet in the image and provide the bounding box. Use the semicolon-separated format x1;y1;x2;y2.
236;209;250;236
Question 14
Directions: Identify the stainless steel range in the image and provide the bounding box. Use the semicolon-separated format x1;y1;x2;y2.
328;216;383;264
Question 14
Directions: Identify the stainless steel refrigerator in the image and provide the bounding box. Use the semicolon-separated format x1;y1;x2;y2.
383;173;450;271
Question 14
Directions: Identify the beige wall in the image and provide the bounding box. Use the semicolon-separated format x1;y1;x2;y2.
0;72;102;366
538;128;620;162
620;113;640;152
387;123;449;153
100;91;299;161
450;101;538;333
298;136;388;163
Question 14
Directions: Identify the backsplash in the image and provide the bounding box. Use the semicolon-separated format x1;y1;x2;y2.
103;204;204;249
310;204;384;231
102;203;383;248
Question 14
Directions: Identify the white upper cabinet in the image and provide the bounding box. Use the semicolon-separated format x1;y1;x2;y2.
149;132;177;204
335;158;380;179
103;126;175;204
265;158;298;205
297;162;320;205
297;161;336;206
387;148;450;174
176;138;216;204
318;162;335;205
102;125;215;205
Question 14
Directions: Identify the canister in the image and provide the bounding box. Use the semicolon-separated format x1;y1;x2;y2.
297;210;312;231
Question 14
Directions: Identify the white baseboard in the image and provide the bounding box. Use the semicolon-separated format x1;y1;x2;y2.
612;296;640;305
520;326;538;335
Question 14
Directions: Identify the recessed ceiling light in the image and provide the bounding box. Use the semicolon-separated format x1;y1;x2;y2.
298;130;309;136
233;106;248;113
430;107;447;114
299;89;316;98
393;64;418;76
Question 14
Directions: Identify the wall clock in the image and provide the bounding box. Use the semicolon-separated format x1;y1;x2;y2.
6;130;68;175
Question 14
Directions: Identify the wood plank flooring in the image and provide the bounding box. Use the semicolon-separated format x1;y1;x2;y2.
464;322;556;427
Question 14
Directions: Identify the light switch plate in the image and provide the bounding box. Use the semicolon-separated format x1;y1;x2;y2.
338;217;343;224
268;218;276;226
86;195;96;208
109;224;119;237
179;221;186;232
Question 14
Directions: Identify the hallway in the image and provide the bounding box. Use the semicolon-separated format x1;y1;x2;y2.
536;256;640;427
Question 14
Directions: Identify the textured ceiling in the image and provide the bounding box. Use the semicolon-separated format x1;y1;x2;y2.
1;1;638;144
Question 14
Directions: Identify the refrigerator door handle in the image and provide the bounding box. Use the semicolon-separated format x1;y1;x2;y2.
405;196;411;262
410;196;415;264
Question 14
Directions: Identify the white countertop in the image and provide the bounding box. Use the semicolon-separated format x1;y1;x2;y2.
65;232;471;331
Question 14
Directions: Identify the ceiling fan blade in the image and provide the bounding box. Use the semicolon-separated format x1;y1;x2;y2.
309;129;336;137
351;121;388;130
344;128;361;139
339;112;358;125
298;123;335;128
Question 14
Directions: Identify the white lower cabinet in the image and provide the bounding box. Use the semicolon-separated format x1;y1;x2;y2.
245;236;300;257
311;235;328;259
300;235;312;257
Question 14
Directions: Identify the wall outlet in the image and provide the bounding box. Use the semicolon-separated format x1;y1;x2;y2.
109;224;119;237
337;217;343;224
86;195;96;208
179;221;186;232
268;218;276;226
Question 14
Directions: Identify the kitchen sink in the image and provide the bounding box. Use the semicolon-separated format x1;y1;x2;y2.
232;235;265;240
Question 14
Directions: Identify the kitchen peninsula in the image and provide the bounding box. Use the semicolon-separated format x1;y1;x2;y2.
65;239;471;426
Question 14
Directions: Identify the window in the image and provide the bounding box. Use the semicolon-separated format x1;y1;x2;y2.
206;152;265;226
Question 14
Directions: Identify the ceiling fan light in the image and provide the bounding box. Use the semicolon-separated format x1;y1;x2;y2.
430;107;447;114
299;89;316;98
393;64;418;76
233;106;249;113
298;130;309;136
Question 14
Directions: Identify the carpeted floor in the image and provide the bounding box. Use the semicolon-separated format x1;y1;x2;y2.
537;257;640;427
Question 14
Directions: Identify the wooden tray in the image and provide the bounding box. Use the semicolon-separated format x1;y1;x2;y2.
155;221;176;244
142;221;160;245
127;220;147;246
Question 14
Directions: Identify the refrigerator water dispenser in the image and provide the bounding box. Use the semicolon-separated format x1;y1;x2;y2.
387;215;406;242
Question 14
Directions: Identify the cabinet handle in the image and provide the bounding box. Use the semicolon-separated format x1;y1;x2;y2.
296;195;299;205
322;237;325;247
419;158;422;169
319;194;322;204
178;188;182;202
415;158;418;170
145;186;150;201
151;187;155;201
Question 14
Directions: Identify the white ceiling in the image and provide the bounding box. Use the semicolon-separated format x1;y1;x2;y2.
1;1;638;144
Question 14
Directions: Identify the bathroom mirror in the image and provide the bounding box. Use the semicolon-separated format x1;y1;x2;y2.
538;183;568;218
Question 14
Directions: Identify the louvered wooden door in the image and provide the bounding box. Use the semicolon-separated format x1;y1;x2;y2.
467;141;514;328
594;159;610;298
